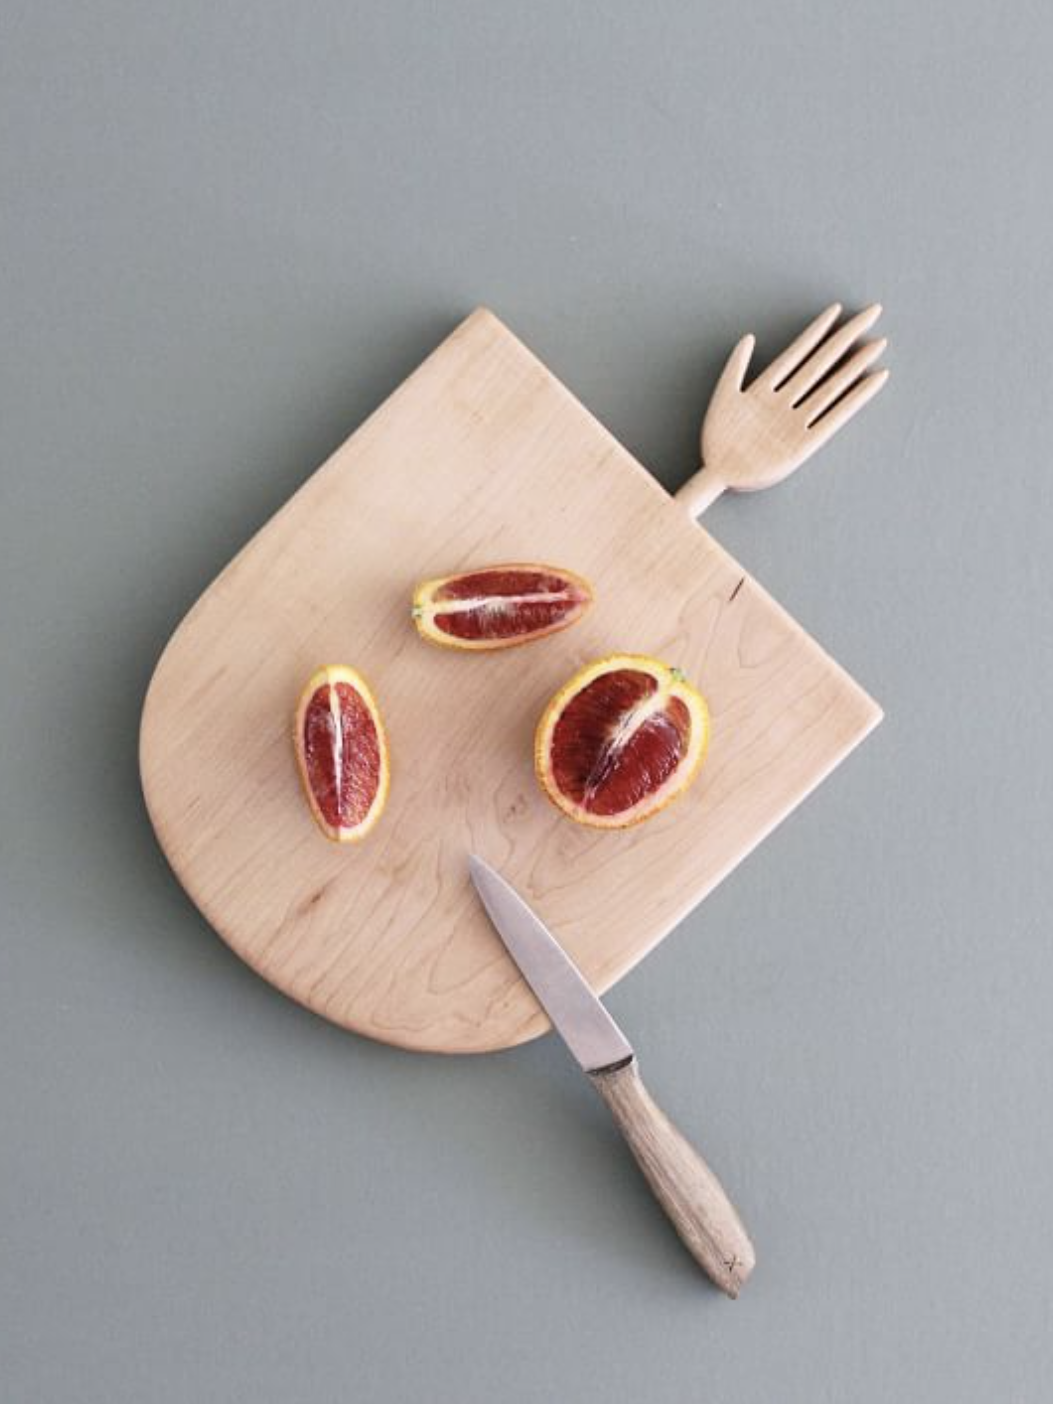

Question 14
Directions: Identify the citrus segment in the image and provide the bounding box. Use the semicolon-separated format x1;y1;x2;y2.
413;564;592;650
294;666;389;842
535;655;709;829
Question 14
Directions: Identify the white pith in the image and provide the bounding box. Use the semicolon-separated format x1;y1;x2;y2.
426;590;578;616
582;688;671;808
328;678;345;825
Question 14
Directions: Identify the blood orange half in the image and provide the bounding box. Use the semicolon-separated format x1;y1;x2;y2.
293;665;390;843
535;655;710;829
413;564;592;651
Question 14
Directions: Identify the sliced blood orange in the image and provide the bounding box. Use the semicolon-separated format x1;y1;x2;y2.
535;655;710;829
293;666;389;843
412;564;592;651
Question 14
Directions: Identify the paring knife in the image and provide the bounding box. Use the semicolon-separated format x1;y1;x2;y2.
469;855;755;1297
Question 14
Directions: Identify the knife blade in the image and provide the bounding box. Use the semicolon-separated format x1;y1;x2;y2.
468;853;756;1297
468;854;632;1073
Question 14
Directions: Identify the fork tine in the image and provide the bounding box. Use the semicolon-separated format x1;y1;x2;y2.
713;333;756;398
807;368;889;448
801;338;887;425
782;303;883;403
759;303;843;389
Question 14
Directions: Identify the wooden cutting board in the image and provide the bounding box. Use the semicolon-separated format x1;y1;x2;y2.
140;308;881;1054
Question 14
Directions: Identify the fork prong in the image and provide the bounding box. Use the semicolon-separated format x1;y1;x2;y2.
714;333;756;398
807;368;889;448
801;338;887;425
758;303;843;390
782;303;883;404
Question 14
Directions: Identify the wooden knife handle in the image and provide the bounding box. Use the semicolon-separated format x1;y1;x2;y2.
588;1058;755;1297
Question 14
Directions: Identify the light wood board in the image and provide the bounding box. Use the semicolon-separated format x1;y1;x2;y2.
140;308;881;1054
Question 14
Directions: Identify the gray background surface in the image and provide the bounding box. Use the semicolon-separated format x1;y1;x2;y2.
2;2;1051;1400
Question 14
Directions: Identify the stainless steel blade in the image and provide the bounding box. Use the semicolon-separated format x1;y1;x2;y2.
468;855;634;1073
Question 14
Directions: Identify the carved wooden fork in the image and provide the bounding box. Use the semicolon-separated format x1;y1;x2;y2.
676;303;889;518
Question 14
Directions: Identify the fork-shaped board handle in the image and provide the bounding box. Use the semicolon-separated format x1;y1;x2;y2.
675;464;727;518
675;303;888;519
588;1057;755;1297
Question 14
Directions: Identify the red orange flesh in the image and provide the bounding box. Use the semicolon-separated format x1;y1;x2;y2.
413;564;592;650
535;655;709;829
293;666;389;842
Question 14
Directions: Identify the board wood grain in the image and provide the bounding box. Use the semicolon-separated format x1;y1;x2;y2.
140;308;881;1054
